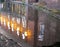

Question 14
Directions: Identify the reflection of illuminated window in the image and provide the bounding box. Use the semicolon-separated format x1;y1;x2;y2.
22;17;26;28
40;24;45;35
38;24;45;41
22;33;25;39
38;35;44;41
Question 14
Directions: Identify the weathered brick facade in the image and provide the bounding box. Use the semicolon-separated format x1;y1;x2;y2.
3;0;60;47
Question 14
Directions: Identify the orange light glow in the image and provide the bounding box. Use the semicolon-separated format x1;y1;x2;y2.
24;31;28;36
26;29;32;39
17;27;20;31
0;15;32;39
17;27;20;36
17;24;23;33
0;16;5;24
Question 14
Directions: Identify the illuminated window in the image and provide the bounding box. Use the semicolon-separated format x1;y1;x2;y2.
1;17;3;24
11;27;14;32
7;22;10;29
17;18;20;24
8;15;10;19
22;17;26;28
12;17;15;21
38;35;44;41
4;19;6;26
12;4;13;12
24;31;27;36
11;24;14;32
22;33;25;39
40;24;45;35
17;27;20;36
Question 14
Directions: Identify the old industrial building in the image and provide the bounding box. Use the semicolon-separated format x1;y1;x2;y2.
0;0;60;47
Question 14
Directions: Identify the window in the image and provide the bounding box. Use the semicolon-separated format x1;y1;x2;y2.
7;22;10;29
22;33;25;39
22;16;26;28
17;18;20;24
4;19;6;26
40;24;45;35
38;24;45;41
11;24;14;32
17;27;20;36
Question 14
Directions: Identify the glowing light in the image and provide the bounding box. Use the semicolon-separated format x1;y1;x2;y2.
1;17;3;24
22;33;25;39
12;27;14;32
24;32;27;36
12;17;15;21
11;24;14;32
4;19;6;26
20;26;23;32
26;29;32;39
11;24;14;27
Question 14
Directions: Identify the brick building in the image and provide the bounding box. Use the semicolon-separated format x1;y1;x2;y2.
2;0;60;47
